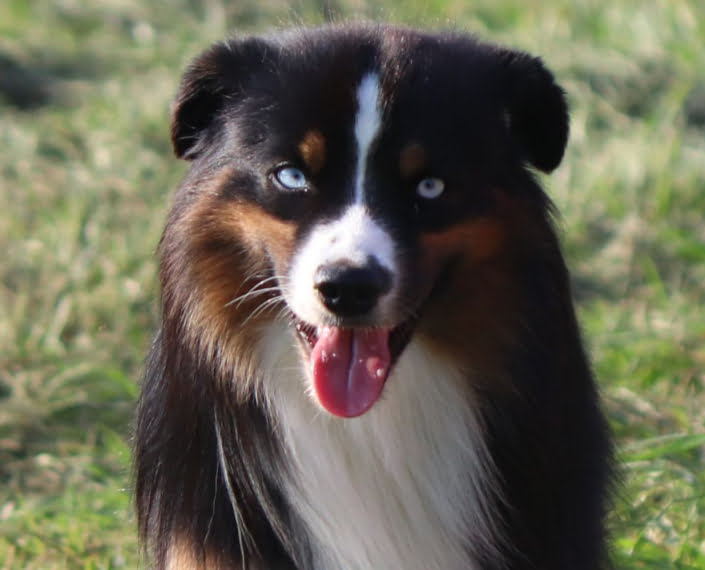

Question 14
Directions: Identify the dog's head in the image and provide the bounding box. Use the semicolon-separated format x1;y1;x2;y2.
161;25;569;417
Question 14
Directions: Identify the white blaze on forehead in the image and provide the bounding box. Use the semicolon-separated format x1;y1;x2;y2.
353;73;383;204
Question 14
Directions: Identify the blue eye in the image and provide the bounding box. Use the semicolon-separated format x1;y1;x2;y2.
274;166;308;191
416;177;445;199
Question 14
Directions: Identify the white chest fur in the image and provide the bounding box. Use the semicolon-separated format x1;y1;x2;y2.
258;324;498;570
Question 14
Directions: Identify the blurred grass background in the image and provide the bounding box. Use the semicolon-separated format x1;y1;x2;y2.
1;0;704;568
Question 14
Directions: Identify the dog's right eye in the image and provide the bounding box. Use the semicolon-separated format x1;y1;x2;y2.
273;166;309;191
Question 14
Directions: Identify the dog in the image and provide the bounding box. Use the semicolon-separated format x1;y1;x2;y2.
134;23;613;569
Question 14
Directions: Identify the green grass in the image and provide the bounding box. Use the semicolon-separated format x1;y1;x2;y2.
1;0;704;567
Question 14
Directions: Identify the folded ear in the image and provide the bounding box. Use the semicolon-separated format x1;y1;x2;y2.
170;38;272;160
499;51;569;173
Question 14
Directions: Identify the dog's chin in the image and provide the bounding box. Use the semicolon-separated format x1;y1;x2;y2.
291;314;418;418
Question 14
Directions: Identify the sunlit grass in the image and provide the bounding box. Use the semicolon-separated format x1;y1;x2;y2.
1;0;704;567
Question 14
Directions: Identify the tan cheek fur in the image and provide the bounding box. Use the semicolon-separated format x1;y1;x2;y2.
417;196;533;388
162;185;297;400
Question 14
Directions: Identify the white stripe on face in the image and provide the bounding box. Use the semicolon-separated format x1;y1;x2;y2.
353;73;382;204
285;74;395;326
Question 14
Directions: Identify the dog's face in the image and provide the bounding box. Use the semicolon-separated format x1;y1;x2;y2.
162;25;568;417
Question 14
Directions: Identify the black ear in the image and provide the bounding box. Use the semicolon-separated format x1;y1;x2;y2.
170;38;272;160
499;51;569;173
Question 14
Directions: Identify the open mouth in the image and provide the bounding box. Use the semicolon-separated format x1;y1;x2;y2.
294;317;417;418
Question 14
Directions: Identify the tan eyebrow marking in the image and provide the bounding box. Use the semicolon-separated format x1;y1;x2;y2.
399;142;428;178
298;129;327;174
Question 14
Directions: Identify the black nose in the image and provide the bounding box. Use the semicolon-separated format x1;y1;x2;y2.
314;260;392;317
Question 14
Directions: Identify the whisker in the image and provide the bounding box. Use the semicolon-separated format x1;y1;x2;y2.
241;296;287;326
225;274;287;308
226;286;281;308
274;306;294;324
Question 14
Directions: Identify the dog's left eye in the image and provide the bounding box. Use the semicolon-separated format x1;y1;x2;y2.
416;177;445;199
274;166;308;191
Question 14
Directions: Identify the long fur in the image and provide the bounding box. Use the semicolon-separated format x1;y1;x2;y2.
135;23;613;570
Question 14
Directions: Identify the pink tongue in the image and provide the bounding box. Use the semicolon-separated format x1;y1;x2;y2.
311;327;391;418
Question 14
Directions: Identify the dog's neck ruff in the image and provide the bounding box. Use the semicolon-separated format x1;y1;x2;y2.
258;323;499;570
